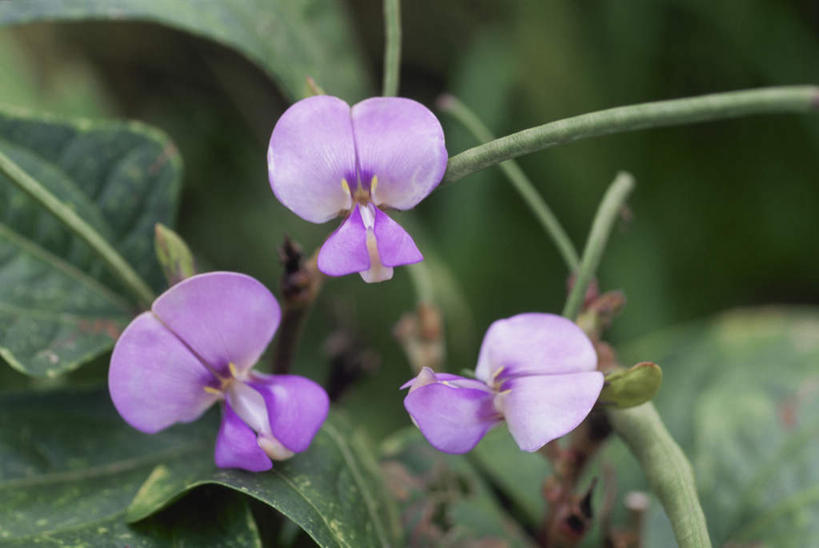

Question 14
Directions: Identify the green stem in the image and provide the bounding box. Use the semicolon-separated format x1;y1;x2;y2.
444;86;819;182
382;0;401;96
438;95;580;271
407;261;435;304
608;404;712;548
562;172;634;319
0;150;155;307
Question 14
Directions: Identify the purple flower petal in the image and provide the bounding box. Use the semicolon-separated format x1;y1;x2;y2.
351;97;447;210
499;372;604;452
400;367;493;391
317;205;370;276
249;374;330;453
268;95;356;223
226;380;271;436
475;313;597;382
373;207;423;267
108;312;219;434
404;381;498;454
214;403;272;472
152;272;281;377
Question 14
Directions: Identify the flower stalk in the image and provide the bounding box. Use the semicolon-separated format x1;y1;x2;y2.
382;0;401;97
437;94;580;272
608;404;712;548
444;85;819;183
563;172;635;320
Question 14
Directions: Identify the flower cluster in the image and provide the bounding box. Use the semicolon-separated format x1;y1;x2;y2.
402;313;603;453
108;272;329;472
267;95;447;283
108;96;604;473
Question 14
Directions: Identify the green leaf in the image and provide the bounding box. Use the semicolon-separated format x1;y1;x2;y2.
599;361;663;409
0;106;181;376
1;488;262;547
0;0;370;102
381;427;535;547
0;389;400;547
615;307;819;545
127;413;401;548
0;389;261;546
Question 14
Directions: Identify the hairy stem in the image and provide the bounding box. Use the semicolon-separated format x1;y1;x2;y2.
445;86;819;182
438;94;580;271
381;0;401;96
0;149;155;307
563;172;634;319
608;404;712;548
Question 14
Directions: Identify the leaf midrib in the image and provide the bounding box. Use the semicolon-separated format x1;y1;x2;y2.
0;441;208;490
323;422;391;547
0;221;132;311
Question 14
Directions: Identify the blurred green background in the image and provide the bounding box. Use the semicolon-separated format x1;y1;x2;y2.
2;0;816;438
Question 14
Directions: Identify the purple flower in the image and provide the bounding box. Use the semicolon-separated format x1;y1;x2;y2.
267;95;447;283
402;313;604;454
108;272;329;472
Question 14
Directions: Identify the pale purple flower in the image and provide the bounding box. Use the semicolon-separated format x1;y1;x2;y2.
267;95;447;283
108;272;329;472
402;313;604;454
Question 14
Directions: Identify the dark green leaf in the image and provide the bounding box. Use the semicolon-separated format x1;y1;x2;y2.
0;0;370;102
0;106;181;376
127;413;401;548
381;427;535;547
0;389;400;547
614;308;819;545
0;389;261;546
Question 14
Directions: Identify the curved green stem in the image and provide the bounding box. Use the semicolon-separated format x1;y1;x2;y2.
444;86;819;182
407;261;435;304
0;150;155;307
381;0;401;96
608;404;712;548
438;95;580;271
563;172;634;319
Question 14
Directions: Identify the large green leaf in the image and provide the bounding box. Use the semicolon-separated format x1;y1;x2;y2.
381;427;535;547
614;307;819;546
0;106;180;376
127;413;401;548
0;387;400;547
0;0;370;102
0;389;260;546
